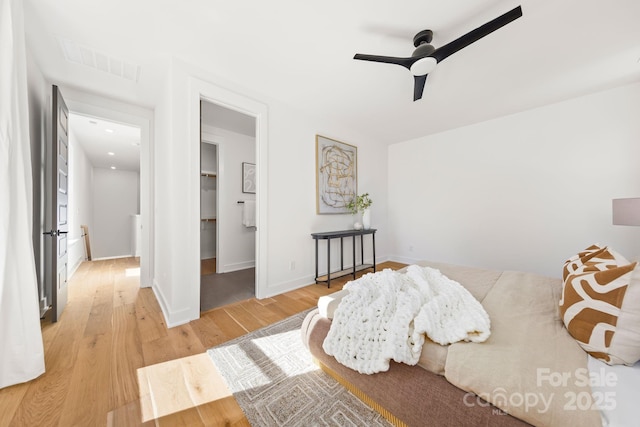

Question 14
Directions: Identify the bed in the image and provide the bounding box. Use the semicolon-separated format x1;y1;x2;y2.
301;246;640;427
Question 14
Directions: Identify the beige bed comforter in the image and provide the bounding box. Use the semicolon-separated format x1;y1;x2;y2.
415;261;602;427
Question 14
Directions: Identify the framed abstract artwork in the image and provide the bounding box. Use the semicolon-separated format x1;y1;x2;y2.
242;162;256;194
316;135;357;214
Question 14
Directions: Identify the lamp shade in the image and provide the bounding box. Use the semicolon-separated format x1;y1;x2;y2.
612;198;640;226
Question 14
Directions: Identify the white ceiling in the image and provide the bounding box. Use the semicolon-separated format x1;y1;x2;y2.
24;0;640;146
69;113;141;172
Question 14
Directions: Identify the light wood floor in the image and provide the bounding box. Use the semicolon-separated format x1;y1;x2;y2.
201;258;216;276
0;258;406;427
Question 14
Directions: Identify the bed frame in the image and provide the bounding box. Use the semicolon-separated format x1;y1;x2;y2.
301;308;531;427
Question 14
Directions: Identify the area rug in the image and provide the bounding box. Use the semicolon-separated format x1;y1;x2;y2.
207;309;391;426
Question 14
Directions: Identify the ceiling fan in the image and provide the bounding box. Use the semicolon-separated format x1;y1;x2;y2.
354;5;523;101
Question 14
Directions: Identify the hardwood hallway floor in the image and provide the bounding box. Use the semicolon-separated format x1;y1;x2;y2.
0;258;406;427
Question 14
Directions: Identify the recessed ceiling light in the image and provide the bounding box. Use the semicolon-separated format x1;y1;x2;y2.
110;166;116;170
108;152;115;156
105;129;114;133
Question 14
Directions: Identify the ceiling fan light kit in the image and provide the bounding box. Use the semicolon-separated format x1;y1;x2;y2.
354;5;523;101
410;57;437;76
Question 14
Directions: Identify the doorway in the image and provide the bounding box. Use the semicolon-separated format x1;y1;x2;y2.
61;92;153;289
67;113;141;269
35;87;152;324
199;100;257;311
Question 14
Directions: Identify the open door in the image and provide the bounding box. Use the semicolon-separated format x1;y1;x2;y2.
45;85;69;322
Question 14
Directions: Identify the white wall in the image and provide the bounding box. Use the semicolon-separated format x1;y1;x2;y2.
202;126;255;272
92;168;139;259
152;66;176;320
388;81;640;278
153;59;389;326
67;126;93;274
269;106;389;284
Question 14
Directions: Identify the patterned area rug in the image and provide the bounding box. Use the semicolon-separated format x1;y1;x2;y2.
207;310;391;426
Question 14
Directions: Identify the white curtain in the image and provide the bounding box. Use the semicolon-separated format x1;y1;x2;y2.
0;0;46;389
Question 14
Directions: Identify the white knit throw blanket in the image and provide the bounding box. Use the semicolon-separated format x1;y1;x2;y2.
322;265;491;374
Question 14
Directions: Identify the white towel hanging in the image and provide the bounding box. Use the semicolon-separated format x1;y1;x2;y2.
242;200;256;227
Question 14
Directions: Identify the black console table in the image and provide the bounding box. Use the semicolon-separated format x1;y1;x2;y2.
311;228;376;288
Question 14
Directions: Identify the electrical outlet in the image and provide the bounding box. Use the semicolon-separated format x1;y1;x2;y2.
289;260;296;270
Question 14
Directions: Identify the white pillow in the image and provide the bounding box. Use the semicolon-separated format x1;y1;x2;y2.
318;289;349;319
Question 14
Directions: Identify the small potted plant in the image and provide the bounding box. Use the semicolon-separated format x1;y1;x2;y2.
346;193;373;230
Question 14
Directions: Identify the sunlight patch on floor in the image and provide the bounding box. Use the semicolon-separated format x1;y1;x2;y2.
213;330;320;395
251;330;318;374
136;353;233;422
125;267;140;277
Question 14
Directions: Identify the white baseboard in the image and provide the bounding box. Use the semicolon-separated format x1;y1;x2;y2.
387;255;422;265
151;279;193;328
92;254;135;261
221;260;255;273
67;238;84;279
67;257;83;279
154;256;395;326
257;274;317;299
151;278;170;324
256;256;391;299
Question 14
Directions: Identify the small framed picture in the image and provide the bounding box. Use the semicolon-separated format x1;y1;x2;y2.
242;162;256;194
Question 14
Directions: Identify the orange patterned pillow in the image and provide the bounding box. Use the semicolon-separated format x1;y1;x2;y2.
560;246;640;365
562;244;603;281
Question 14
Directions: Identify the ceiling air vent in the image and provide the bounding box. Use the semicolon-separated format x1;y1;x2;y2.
58;38;140;83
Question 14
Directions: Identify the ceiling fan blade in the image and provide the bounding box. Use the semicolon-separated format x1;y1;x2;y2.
413;74;428;101
353;53;417;70
431;5;522;63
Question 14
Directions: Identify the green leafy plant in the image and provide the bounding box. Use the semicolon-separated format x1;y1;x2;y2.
346;193;373;214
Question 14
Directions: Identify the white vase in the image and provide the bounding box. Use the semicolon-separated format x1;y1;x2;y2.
362;208;371;230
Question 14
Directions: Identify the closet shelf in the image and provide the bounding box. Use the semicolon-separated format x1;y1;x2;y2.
201;218;217;222
201;172;217;178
